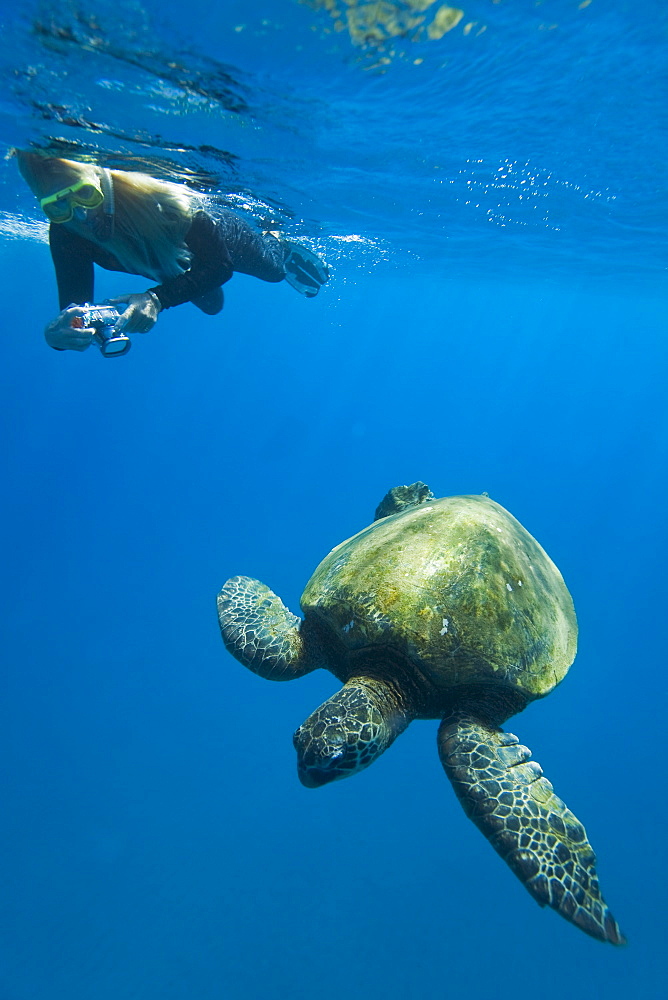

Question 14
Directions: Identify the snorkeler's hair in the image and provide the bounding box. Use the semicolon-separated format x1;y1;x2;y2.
16;151;200;282
16;150;101;198
103;169;199;280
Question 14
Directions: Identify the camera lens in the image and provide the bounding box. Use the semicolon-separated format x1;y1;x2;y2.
102;336;131;357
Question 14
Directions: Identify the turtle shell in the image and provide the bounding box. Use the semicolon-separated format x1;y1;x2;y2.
301;495;577;703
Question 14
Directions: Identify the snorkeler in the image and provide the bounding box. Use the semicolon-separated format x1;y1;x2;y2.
16;150;329;352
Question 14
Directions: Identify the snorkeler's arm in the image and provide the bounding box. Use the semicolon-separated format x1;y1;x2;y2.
149;211;233;309
49;223;95;310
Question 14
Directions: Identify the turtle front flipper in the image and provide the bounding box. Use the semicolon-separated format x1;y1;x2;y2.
438;713;625;945
217;576;316;680
294;677;416;787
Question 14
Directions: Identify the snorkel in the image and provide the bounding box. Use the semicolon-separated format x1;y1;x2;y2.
92;168;115;242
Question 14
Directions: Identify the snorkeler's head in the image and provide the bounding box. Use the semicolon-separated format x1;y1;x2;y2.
16;151;103;210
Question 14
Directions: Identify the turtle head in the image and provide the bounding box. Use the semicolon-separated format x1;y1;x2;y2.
374;481;434;521
293;677;414;787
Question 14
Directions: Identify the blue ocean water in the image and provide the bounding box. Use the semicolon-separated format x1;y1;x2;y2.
1;1;667;997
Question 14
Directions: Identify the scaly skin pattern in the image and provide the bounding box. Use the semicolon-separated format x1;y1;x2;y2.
217;576;314;680
293;677;413;787
438;712;625;945
301;495;577;704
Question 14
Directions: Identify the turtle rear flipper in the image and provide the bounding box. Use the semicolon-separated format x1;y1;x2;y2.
217;576;315;680
438;713;625;946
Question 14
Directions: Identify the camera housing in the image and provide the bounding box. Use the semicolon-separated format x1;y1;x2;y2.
76;304;131;357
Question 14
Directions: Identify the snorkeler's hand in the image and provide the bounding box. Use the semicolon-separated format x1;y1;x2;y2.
107;291;161;334
44;305;95;352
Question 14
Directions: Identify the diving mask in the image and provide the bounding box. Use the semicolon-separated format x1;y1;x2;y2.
40;179;104;223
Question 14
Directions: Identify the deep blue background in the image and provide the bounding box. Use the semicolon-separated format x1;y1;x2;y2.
1;2;667;998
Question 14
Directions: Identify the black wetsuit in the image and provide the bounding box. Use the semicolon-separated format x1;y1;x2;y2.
49;208;286;311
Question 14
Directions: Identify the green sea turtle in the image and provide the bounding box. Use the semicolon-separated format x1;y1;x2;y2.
217;483;624;945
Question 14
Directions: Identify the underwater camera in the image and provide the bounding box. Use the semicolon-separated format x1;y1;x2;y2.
71;304;131;357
